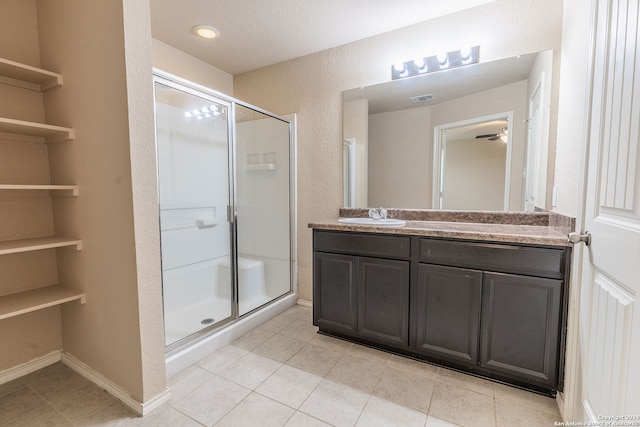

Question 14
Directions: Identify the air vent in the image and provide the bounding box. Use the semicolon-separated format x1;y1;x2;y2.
409;94;434;104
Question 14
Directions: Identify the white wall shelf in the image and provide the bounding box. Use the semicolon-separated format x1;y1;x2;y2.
0;184;79;196
0;237;82;256
0;117;74;143
0;57;62;91
0;285;85;320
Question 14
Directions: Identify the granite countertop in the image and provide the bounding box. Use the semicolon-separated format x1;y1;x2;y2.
308;209;575;247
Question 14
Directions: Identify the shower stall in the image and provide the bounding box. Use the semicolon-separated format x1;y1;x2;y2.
152;72;295;360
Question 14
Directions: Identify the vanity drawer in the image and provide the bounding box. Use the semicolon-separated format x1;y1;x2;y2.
314;230;411;259
419;238;566;279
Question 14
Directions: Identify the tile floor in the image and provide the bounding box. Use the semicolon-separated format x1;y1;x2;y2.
0;305;563;426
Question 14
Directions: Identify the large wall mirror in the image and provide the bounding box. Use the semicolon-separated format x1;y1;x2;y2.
342;49;559;212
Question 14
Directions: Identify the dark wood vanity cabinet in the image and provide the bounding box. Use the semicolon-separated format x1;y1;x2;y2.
313;231;410;347
357;257;410;347
480;272;562;388
313;252;358;336
312;229;571;394
412;264;482;367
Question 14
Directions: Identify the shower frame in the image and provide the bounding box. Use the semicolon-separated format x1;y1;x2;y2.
152;69;297;356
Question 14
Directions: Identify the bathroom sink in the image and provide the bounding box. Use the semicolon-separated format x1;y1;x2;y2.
338;218;406;227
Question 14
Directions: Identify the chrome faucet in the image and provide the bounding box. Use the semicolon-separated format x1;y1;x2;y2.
368;208;388;220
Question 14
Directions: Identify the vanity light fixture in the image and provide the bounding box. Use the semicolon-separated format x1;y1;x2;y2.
391;46;480;80
192;25;220;39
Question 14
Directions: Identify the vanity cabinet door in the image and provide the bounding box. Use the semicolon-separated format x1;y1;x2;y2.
412;264;482;366
357;257;410;347
480;272;562;389
313;252;358;337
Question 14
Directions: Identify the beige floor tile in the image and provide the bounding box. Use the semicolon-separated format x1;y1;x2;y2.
22;363;91;401
216;392;295;426
373;366;436;413
218;352;282;389
308;333;353;353
495;398;562;427
436;367;495;396
388;354;439;380
0;386;72;426
231;327;275;350
171;374;250;426
256;364;323;409
426;415;462;427
299;379;370;427
493;382;560;416
45;380;119;423
326;354;385;393
285;411;333;426
73;401;141;427
345;342;392;363
137;405;204;427
0;379;26;398
429;382;496;427
286;343;343;376
279;318;319;342
197;344;248;374
281;305;312;319
253;333;307;362
356;395;428;427
259;313;294;333
167;365;215;402
3;311;569;427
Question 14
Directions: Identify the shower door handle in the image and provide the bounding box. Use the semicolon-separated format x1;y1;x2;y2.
227;204;235;223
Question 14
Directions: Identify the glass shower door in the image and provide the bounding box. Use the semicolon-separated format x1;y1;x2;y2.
154;78;233;346
235;104;292;315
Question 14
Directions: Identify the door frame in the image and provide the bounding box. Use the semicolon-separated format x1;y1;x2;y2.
558;0;596;416
559;0;639;419
432;111;513;210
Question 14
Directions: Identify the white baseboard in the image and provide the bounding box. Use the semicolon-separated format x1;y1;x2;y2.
556;391;565;420
0;351;62;385
61;352;171;416
296;298;312;308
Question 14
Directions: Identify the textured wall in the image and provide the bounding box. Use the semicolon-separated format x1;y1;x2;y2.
152;39;233;96
554;0;592;217
234;0;564;301
37;0;166;403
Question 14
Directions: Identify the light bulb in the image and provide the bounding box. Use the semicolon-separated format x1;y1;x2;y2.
192;25;220;39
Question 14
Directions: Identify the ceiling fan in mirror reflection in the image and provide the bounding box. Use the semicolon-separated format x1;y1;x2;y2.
475;127;508;143
391;46;480;80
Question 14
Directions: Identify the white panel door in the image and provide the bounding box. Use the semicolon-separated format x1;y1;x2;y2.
580;0;640;418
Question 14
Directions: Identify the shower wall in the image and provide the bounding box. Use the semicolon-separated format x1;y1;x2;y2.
235;107;292;315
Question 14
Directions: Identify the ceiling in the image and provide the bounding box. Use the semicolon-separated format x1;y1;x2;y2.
149;0;496;75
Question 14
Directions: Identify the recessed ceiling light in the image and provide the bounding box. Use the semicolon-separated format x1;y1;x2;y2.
192;25;220;39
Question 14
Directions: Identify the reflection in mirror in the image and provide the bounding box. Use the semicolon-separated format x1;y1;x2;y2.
435;114;511;211
342;138;356;206
342;50;558;212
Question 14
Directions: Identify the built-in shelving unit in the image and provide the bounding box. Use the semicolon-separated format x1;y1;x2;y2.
0;236;82;256
0;117;74;143
0;56;84;318
0;184;79;195
0;57;62;91
0;285;85;320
